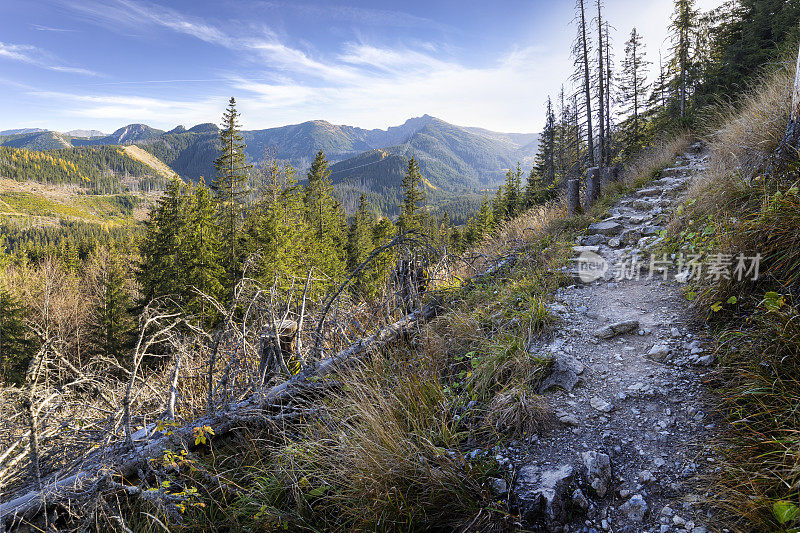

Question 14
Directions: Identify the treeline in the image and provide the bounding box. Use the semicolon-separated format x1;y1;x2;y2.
0;145;164;194
0;219;138;267
503;0;800;221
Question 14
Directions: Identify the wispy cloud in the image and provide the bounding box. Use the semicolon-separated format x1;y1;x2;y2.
0;41;101;76
256;2;455;33
31;24;77;32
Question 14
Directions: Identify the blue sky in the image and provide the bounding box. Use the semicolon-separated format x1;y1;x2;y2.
0;0;723;133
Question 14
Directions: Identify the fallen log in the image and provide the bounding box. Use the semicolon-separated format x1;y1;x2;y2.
0;255;518;526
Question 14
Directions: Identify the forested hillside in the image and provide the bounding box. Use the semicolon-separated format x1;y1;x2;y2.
0;115;539;219
0;145;171;193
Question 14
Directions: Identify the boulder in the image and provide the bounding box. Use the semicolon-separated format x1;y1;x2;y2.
646;344;671;363
582;451;612;497
539;355;584;392
587;221;624;236
596;320;639;339
581;234;607;246
516;464;575;526
619;494;648;522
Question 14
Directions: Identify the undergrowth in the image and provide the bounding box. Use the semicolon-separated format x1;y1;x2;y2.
666;57;800;532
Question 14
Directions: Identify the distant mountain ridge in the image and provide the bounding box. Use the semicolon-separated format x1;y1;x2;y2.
0;116;539;218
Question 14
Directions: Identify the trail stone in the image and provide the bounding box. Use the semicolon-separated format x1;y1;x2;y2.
636;188;662;197
539;355;584;392
582;234;607;246
647;344;671;362
631;199;654;211
582;451;612;497
571;488;589;510
588;221;624;236
620;494;648;522
596;320;639;339
590;397;614;413
573;245;600;253
641;225;664;236
490;477;508;494
516;464;575;526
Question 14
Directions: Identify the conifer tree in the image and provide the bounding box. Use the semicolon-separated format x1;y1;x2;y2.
574;0;595;167
304;150;346;287
138;177;187;305
0;288;34;384
596;0;606;170
89;248;133;360
533;97;557;193
478;193;495;237
398;157;427;234
619;28;650;154
347;194;379;299
212;97;251;289
181;181;224;323
245;155;305;290
669;0;699;119
503;164;523;218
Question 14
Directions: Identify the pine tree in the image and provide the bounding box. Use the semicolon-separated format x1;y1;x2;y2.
347;194;379;299
212;97;252;290
398;157;427;234
619;27;651;155
89;248;133;360
138;177;187;305
669;0;699;120
0;288;34;384
304;150;346;287
533;97;557;193
181;181;224;323
573;0;596;168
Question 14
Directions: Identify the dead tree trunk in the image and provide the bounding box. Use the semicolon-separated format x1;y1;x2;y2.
567;179;581;217
585;167;601;208
771;41;800;172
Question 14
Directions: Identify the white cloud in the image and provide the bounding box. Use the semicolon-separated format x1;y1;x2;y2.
0;41;100;76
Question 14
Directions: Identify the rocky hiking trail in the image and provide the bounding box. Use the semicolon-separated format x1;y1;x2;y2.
501;145;722;533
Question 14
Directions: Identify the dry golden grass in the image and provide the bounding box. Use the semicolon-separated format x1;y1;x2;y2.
483;383;552;438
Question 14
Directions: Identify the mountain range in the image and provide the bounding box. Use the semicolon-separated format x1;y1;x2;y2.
0;115;539;218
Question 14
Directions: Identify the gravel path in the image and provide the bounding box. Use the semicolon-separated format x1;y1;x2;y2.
504;145;722;533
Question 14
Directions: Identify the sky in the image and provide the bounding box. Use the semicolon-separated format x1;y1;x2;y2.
0;0;725;134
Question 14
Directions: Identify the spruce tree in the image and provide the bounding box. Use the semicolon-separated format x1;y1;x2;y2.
304;150;346;288
533;97;557;195
619;28;650;155
138;177;187;305
90;248;133;360
181;181;224;323
398;157;427;234
244;156;307;290
0;288;34;385
212;97;251;290
668;0;698;119
347;194;379;299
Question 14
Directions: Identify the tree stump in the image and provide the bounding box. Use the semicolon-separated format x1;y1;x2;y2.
567;179;581;217
585;167;601;209
258;319;298;384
